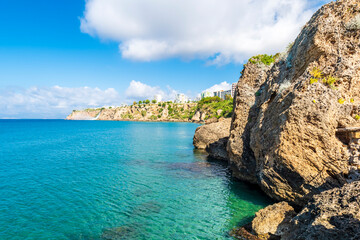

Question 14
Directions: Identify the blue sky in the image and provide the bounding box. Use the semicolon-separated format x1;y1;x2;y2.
0;0;329;118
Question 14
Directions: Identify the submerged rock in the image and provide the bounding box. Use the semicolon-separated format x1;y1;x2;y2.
227;0;360;206
193;118;231;160
101;223;141;240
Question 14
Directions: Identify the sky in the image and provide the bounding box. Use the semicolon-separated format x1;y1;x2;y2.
0;0;330;119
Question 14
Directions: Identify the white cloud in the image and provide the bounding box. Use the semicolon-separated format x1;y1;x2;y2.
125;80;177;102
80;0;325;64
204;81;232;93
0;86;122;119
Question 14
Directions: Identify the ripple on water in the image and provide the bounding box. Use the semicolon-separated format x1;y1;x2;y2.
0;120;273;240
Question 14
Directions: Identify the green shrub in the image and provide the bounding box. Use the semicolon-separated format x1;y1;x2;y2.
168;106;174;115
145;99;150;104
323;76;337;88
310;67;323;79
248;54;279;65
310;67;337;89
150;115;157;120
141;110;147;117
309;78;318;84
121;113;134;119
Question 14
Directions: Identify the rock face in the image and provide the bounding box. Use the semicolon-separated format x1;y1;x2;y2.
252;201;296;237
193;118;231;160
227;62;272;184
283;181;360;240
227;0;360;206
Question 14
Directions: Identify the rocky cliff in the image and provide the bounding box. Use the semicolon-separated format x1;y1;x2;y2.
227;0;360;206
67;98;234;123
67;103;198;122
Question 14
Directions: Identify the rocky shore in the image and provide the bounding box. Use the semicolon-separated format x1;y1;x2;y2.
193;0;360;238
67;99;233;123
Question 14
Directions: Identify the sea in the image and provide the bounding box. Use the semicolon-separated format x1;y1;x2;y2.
0;120;272;240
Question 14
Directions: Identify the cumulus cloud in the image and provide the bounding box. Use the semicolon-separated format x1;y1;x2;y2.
204;82;232;93
125;80;177;102
0;86;122;119
80;0;325;64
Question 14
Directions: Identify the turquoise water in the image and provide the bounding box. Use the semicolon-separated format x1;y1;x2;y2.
0;120;272;240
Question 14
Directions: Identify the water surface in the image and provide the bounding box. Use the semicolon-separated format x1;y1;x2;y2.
0;120;272;239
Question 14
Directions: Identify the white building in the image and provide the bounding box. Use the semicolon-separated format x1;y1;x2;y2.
201;91;214;99
220;90;232;99
174;93;189;103
154;94;162;102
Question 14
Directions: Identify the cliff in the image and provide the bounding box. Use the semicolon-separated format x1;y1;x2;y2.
67;103;197;122
67;97;234;122
227;0;360;206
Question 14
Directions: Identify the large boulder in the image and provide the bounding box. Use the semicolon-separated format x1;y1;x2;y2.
252;201;296;238
231;201;296;240
283;181;360;240
193;118;231;160
227;0;360;206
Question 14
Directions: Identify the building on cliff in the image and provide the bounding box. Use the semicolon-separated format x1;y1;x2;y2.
201;82;237;100
174;93;190;103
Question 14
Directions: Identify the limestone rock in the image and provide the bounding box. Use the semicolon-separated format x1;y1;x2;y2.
191;111;201;122
193;118;231;160
252;202;296;237
205;117;218;124
227;0;360;206
227;62;272;184
66;109;101;120
283;181;360;240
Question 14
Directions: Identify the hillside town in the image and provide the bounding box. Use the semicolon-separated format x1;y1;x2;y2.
174;82;237;103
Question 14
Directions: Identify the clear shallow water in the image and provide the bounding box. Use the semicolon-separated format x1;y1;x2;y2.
0;120;272;240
